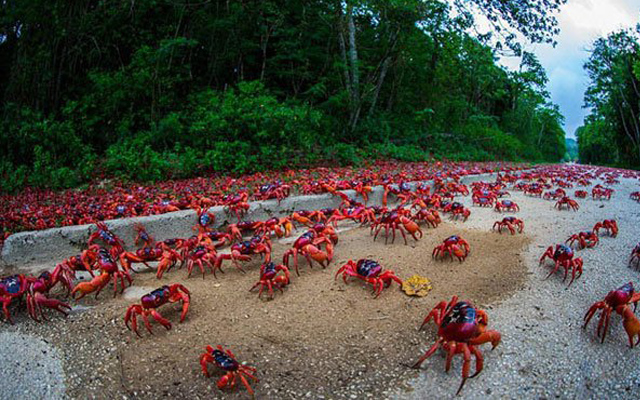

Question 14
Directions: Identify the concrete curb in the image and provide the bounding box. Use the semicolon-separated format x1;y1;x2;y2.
1;172;498;273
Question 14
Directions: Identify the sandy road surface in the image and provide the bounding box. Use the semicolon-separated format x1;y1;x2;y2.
1;171;640;400
396;177;640;399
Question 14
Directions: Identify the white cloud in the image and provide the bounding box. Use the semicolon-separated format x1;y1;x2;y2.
498;0;640;138
564;0;636;38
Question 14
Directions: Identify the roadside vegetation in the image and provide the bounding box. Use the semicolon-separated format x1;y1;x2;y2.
0;1;567;192
578;28;640;169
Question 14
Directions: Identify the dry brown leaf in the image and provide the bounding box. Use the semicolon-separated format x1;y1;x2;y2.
402;275;433;297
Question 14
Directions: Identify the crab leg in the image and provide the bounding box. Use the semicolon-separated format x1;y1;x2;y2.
468;345;484;378
583;302;604;328
619;305;640;348
456;343;472;395
444;342;458;372
150;309;171;330
141;311;154;334
411;338;443;369
238;373;256;396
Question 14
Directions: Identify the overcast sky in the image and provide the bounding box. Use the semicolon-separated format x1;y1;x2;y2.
499;0;640;139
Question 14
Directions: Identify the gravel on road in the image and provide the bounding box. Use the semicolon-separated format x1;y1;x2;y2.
396;176;640;400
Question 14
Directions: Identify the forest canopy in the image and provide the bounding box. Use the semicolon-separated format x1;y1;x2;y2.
0;0;567;191
578;27;640;168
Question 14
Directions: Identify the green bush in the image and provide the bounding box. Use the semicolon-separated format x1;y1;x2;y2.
104;134;171;181
0;161;27;193
204;141;253;174
326;143;363;166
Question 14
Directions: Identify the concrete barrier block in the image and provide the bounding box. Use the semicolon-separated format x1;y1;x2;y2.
1;172;503;273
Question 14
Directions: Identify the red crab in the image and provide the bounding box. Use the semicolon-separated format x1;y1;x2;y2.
443;202;471;221
383;182;413;206
494;200;519;213
432;235;470;262
282;224;336;275
539;244;583;286
335;259;402;298
51;253;96;295
184;241;223;278
583;283;640;347
120;245;183;279
630;192;640;202
566;231;599;250
227;220;263;243
200;345;258;395
254;182;291;203
134;223;155;249
71;246;132;299
370;208;422;245
447;182;469;196
472;192;496;207
574;190;588;199
216;235;272;273
543;188;566;200
88;222;125;258
194;206;217;238
351;181;374;204
524;184;543;197
630;243;640;269
291;210;329;226
328;206;377;227
200;231;233;249
592;186;614;200
255;217;294;238
249;262;290;298
593;219;618;237
124;284;190;336
0;272;71;323
414;208;441;228
492;217;524;235
554;196;579;211
411;296;501;395
223;192;250;221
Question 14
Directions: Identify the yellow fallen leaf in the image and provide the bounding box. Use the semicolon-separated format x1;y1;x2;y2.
402;275;433;297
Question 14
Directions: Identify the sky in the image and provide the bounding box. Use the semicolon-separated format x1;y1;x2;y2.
499;0;640;139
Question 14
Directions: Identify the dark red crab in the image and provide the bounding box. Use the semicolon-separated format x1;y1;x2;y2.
370;208;422;245
412;296;501;395
494;200;519;213
630;243;640;269
492;217;524;235
432;235;470;262
249;262;290;298
554;196;579;211
583;283;640;347
1;272;71;323
124;284;190;336
200;345;259;395
88;222;125;258
566;231;599;250
216;235;272;273
282;227;335;276
539;244;583;286
71;246;133;299
593;219;618;237
335;259;402;298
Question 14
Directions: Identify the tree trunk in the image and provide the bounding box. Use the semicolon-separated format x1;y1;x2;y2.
346;5;361;131
368;56;391;118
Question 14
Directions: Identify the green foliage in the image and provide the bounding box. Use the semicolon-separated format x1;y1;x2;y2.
576;118;619;165
578;29;640;167
0;0;568;191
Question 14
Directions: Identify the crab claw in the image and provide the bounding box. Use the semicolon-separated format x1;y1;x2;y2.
71;273;111;300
